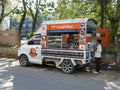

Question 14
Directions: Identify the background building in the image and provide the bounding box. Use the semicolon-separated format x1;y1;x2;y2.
1;17;10;30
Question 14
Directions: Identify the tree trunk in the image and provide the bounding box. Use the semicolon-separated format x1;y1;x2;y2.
31;19;36;36
0;19;3;25
18;0;27;47
116;0;120;24
0;0;5;25
110;18;119;49
100;0;104;28
31;0;39;37
31;11;38;37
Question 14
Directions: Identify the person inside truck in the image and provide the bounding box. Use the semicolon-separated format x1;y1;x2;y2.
67;34;78;49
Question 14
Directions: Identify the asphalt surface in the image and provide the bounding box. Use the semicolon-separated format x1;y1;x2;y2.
0;58;120;90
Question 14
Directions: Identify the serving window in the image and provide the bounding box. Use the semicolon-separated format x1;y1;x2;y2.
47;36;62;49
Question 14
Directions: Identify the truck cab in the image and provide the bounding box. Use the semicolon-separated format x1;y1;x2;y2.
18;18;97;74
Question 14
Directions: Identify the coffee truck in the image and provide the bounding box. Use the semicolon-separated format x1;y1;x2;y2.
18;18;97;73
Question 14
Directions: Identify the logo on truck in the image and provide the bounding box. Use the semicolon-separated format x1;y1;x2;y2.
29;48;37;58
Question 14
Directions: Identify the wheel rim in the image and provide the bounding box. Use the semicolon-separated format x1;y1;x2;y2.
62;60;73;73
19;55;28;66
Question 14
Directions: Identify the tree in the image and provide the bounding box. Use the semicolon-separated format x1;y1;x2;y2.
0;0;17;25
26;0;39;36
56;0;120;44
27;0;55;37
104;0;120;43
55;0;98;19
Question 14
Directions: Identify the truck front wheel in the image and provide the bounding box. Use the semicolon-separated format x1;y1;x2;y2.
19;54;29;67
61;60;76;74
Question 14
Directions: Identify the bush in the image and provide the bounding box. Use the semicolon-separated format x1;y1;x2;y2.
0;43;12;48
104;49;119;57
102;45;106;55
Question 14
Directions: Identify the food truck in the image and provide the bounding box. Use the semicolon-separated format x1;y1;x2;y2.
18;18;97;73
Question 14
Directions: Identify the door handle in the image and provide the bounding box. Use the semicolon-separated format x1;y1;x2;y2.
36;47;39;49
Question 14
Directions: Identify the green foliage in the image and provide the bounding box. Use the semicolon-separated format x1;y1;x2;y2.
27;31;34;39
106;49;119;57
101;45;107;55
55;0;99;19
55;0;120;47
25;0;55;34
13;8;23;15
0;43;12;48
0;0;17;24
103;46;119;57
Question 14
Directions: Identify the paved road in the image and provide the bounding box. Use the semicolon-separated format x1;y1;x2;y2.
0;58;120;90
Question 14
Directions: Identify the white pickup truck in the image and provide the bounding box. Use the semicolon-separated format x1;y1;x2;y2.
18;18;97;73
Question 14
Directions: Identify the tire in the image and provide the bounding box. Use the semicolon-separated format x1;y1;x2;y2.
61;60;76;74
19;54;29;67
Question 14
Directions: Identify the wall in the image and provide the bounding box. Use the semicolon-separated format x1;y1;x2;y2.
0;30;19;46
97;29;109;48
0;47;18;59
87;29;109;48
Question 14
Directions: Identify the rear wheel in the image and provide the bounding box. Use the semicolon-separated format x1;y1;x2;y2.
19;54;29;67
61;60;76;74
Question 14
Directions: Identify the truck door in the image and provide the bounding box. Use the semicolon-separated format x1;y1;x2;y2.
27;35;42;64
